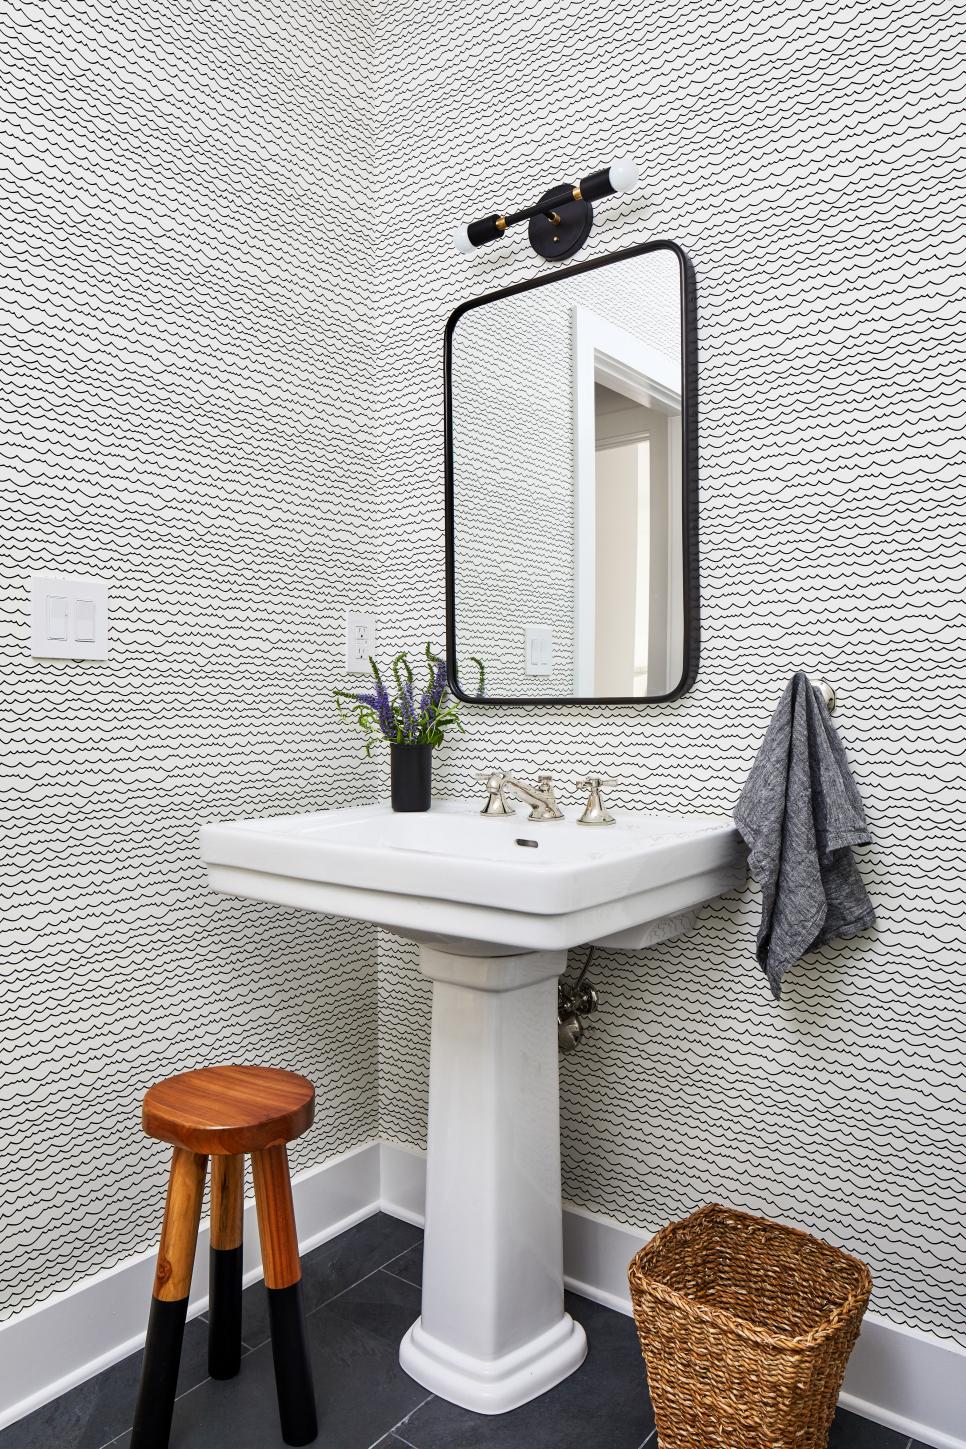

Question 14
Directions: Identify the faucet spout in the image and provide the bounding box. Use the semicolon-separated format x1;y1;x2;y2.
503;774;565;822
475;769;564;821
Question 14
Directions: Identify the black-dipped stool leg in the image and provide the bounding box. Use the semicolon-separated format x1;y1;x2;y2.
252;1145;318;1446
267;1281;317;1445
208;1154;244;1379
131;1298;190;1449
132;1147;208;1449
208;1243;243;1378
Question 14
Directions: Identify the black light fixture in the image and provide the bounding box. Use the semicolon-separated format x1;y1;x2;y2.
453;157;641;261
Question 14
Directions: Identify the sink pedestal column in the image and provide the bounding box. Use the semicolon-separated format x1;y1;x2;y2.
399;944;587;1414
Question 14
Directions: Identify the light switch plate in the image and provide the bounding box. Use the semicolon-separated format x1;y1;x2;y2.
30;572;109;659
345;611;377;673
525;624;553;676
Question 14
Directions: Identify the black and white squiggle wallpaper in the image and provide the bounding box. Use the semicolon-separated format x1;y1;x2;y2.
373;0;966;1346
2;0;964;1353
0;1;384;1321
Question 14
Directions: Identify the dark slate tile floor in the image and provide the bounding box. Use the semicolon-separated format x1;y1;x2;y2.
0;1213;920;1449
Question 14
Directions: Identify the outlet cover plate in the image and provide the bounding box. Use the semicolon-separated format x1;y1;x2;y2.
345;611;377;673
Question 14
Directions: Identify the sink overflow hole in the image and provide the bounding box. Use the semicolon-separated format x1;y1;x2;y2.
515;838;539;848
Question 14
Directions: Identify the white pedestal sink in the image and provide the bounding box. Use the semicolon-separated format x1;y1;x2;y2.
200;800;745;1414
400;944;585;1412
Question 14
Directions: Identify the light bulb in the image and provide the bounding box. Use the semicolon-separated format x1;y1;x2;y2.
452;224;475;255
607;156;641;192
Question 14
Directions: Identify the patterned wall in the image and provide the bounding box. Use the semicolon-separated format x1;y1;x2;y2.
0;1;383;1321
373;0;966;1347
2;0;964;1357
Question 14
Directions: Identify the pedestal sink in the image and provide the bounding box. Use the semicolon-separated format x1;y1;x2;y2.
200;800;745;1414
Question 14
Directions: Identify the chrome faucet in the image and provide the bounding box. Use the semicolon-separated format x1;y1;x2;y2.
477;770;565;821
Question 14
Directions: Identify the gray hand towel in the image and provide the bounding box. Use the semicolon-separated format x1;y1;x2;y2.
734;673;876;999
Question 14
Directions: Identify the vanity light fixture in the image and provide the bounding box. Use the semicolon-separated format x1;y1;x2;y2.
452;157;641;262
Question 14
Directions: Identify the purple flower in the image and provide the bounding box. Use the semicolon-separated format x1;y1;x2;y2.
338;644;461;755
357;682;395;739
429;657;447;708
399;680;417;741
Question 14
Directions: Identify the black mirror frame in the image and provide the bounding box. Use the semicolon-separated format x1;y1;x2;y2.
444;239;699;706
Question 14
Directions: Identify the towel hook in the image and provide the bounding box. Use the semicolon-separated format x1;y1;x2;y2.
817;678;837;713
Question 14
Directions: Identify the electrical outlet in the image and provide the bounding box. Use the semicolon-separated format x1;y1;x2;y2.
30;572;108;659
345;611;376;673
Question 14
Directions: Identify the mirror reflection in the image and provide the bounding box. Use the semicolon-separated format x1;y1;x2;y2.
447;243;695;702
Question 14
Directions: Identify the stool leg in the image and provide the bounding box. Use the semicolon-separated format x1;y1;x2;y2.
208;1154;244;1379
132;1147;208;1449
251;1145;318;1446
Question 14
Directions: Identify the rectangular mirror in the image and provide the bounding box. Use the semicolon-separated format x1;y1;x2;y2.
445;241;698;704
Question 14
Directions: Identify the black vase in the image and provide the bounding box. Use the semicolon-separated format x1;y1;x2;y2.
390;743;433;812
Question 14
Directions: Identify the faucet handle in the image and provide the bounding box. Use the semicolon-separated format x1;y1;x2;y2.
534;773;565;813
477;769;515;816
576;776;616;826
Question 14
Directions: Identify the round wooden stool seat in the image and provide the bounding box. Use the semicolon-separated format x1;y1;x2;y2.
142;1065;315;1156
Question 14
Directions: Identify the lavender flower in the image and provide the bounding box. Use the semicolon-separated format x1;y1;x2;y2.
355;687;395;740
334;643;468;757
399;680;417;742
364;659;397;740
429;656;447;708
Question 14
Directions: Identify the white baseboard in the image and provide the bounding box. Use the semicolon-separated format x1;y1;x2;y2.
378;1138;427;1225
0;1141;382;1433
381;1143;966;1449
2;1138;963;1449
839;1316;966;1449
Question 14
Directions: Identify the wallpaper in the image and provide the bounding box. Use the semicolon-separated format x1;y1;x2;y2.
372;0;966;1346
2;0;964;1359
0;0;382;1321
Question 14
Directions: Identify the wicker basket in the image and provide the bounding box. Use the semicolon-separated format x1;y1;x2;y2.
628;1204;872;1449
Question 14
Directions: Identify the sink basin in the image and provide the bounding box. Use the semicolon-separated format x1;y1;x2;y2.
201;798;745;1416
200;800;744;953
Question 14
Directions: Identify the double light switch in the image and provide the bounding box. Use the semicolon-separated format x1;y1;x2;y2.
30;572;108;659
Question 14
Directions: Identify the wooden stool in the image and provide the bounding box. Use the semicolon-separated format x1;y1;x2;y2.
131;1065;318;1449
